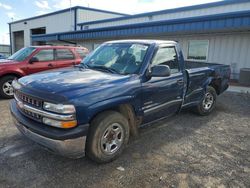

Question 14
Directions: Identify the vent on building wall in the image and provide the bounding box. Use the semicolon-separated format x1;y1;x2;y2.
84;25;89;30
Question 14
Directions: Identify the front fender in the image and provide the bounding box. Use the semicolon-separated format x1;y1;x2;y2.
0;69;25;78
84;95;139;123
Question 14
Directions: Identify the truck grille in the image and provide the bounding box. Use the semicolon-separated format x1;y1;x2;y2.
14;91;43;122
21;109;42;122
15;90;42;108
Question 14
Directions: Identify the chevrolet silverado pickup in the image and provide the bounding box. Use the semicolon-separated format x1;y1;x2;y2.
10;40;230;163
0;46;88;99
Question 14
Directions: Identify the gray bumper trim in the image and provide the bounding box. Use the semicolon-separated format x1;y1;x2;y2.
13;117;86;158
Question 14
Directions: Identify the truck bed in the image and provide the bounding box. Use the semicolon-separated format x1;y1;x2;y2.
185;61;230;70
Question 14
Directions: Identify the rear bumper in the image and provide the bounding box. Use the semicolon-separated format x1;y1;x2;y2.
10;100;88;158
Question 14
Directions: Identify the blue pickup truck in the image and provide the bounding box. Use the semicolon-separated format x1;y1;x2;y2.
10;40;230;163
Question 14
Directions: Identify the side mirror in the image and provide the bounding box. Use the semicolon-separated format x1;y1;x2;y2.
29;57;39;64
151;65;171;77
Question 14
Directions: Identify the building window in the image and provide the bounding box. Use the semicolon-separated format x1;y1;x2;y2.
187;40;209;61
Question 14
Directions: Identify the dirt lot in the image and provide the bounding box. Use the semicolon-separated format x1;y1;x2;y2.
0;92;249;188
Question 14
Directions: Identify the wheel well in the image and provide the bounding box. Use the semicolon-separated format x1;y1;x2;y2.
90;104;140;137
1;73;22;79
118;104;140;137
209;79;221;95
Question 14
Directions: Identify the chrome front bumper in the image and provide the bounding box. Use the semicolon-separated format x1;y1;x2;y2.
13;117;86;158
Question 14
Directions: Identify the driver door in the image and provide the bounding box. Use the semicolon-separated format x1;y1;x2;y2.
142;45;184;123
27;49;56;74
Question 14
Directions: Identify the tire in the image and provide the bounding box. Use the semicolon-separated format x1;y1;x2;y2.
0;76;17;99
194;86;217;116
86;111;130;163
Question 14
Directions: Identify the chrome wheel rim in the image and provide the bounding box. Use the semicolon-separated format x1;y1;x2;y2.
202;92;214;110
2;80;14;96
101;123;124;155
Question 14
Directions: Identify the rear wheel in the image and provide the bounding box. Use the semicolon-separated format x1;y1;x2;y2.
0;76;17;99
194;86;217;116
86;111;129;163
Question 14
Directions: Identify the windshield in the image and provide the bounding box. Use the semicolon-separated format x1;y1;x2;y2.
8;47;36;62
81;43;149;75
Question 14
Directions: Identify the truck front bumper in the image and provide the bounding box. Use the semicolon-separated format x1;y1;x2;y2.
10;100;88;158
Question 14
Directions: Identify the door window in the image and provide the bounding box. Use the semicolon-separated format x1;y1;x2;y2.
76;48;88;59
33;49;54;61
152;46;179;74
56;49;74;60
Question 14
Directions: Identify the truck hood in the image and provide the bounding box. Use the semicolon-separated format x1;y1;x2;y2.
18;67;135;97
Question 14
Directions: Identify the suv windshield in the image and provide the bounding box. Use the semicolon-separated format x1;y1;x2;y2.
81;43;149;75
8;47;36;62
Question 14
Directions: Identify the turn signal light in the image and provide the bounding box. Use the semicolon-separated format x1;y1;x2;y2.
61;120;78;128
43;117;77;129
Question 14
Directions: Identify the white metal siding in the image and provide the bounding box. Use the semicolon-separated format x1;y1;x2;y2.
76;32;250;79
152;32;250;79
0;45;10;56
10;11;74;51
10;9;124;52
77;9;123;24
87;2;250;29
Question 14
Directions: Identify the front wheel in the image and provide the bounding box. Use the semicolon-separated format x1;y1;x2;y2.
86;111;130;163
194;86;217;116
0;76;17;99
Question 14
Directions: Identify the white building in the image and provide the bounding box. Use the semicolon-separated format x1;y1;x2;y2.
0;44;10;57
9;0;250;79
9;6;128;53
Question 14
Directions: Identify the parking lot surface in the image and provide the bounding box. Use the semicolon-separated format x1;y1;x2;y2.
0;92;249;188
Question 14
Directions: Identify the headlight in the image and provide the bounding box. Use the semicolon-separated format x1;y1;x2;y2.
43;117;77;128
43;102;76;114
12;80;21;90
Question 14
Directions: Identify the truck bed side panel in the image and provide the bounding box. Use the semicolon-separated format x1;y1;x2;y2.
183;68;212;107
183;61;230;108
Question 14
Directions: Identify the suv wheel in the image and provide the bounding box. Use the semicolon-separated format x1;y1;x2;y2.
86;111;130;163
0;76;17;99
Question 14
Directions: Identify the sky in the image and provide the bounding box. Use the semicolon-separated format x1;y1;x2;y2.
0;0;221;45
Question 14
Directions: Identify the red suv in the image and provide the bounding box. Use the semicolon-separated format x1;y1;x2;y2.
0;46;88;98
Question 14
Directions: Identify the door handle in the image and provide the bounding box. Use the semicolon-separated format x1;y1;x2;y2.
48;63;53;67
177;79;184;85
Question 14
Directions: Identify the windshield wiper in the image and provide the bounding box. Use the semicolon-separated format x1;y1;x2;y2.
89;65;120;74
74;64;89;69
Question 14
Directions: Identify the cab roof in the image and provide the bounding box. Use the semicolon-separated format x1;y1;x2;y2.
105;39;177;45
30;45;88;50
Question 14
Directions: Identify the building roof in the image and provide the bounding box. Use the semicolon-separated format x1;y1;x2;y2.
77;0;250;26
9;6;129;25
32;10;250;42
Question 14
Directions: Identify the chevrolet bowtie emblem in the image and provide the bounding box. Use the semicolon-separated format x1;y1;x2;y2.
17;101;24;109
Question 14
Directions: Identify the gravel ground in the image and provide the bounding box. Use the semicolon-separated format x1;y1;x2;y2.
0;92;249;188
